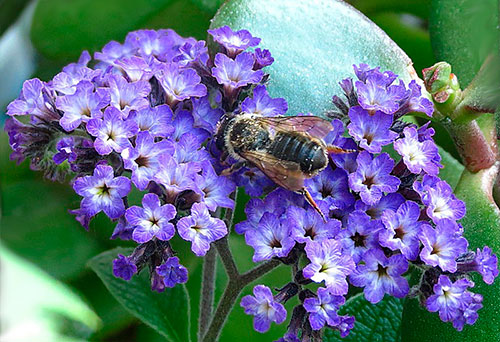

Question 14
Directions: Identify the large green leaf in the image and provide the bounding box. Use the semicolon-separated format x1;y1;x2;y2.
429;0;499;87
210;0;416;117
324;294;403;342
30;0;214;61
1;244;100;341
401;162;500;341
88;248;191;342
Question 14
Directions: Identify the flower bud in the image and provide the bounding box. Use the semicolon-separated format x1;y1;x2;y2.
422;62;460;104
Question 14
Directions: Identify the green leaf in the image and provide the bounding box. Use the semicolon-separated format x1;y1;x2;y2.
30;0;214;61
352;0;431;19
1;244;100;341
401;163;500;341
210;0;417;117
429;0;499;87
324;294;403;342
437;146;464;189
88;248;191;342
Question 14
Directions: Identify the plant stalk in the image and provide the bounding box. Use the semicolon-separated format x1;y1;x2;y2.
198;246;217;340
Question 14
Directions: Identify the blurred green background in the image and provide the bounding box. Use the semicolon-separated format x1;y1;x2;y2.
0;0;491;341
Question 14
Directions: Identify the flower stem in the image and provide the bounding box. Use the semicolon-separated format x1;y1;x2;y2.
198;246;217;340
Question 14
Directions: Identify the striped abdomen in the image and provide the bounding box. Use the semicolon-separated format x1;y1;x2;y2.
269;132;327;175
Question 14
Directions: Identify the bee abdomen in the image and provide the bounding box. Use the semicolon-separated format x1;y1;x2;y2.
271;133;327;175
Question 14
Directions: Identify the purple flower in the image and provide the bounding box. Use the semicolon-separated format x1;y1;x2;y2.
355;193;405;220
156;256;188;288
473;246;499;284
234;197;270;234
303;239;355;295
113;254;137;281
171;109;209;143
53;137;78;165
240;85;288;117
208;26;261;57
126;29;178;60
191;96;224;132
394;126;441;176
350;249;409;303
86;107;138;155
422;180;466;224
7;79;56;119
245;212;295;262
347;106;398;153
349;152;400;205
379;201;423;260
173;41;209;67
356;73;407;114
212;52;264;90
253;48;274;69
288;206;340;244
108;74;151;117
426;275;480;329
420;220;468;272
56;81;110;131
177;202;227;256
154;155;198;202
111;216;133;240
452;292;483;331
195;161;236;211
335;315;355;338
233;167;275;197
128;105;174;138
51;51;100;95
156;63;207;105
73;164;131;219
94;39;135;65
306;167;355;211
338;210;383;263
413;174;440;198
173;133;209;165
126;193;176;243
303;287;344;330
329;137;358;173
240;285;286;333
114;56;155;82
121;131;174;190
397;80;434;117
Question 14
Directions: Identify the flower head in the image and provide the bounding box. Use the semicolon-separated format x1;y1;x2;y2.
240;285;287;333
212;52;264;90
113;254;137;281
208;26;261;57
156;256;188;288
303;287;344;330
156;63;207;105
241;85;288;117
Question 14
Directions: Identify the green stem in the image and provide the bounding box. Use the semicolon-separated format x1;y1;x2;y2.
198;246;217;340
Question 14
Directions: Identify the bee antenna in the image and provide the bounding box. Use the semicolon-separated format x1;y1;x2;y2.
300;188;327;222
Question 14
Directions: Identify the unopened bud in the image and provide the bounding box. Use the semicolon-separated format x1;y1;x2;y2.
422;62;460;104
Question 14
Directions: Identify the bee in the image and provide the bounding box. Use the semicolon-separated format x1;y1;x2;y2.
215;113;353;220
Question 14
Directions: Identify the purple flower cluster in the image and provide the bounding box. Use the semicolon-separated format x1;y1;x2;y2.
5;26;278;292
237;63;498;338
5;24;498;341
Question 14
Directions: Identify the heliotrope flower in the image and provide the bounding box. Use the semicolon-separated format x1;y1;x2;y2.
212;52;264;91
73;164;131;219
397;80;434;117
303;239;355;295
112;254;137;281
121;131;174;190
126;193;176;243
208;25;261;57
7;78;57;120
86;107;138;155
288;206;340;244
394;126;441;176
347;106;398;153
177;202;227;256
171;109;209;143
420;220;468;272
173;41;209;67
114;56;156;82
354;192;405;220
240;85;288;117
379;201;423;260
355;72;407;114
338;210;383;263
194;160;236;211
303;287;345;330
350;249;409;303
156;63;207;105
472;246;499;284
108;74;151;117
245;212;295;262
422;180;466;224
154;154;198;202
233;167;275;198
240;285;286;333
306;167;354;210
253;48;274;69
173;133;210;165
128;104;174;138
156;256;188;288
191;96;224;132
53;137;78;165
349;151;400;205
56;81;110;131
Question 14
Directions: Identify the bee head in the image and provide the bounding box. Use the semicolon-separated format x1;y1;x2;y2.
214;112;236;152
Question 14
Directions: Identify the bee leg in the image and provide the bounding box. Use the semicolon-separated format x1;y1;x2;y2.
326;145;357;154
299;188;327;222
221;161;247;176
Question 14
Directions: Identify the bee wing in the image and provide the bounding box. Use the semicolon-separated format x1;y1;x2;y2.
255;116;332;139
240;150;305;192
